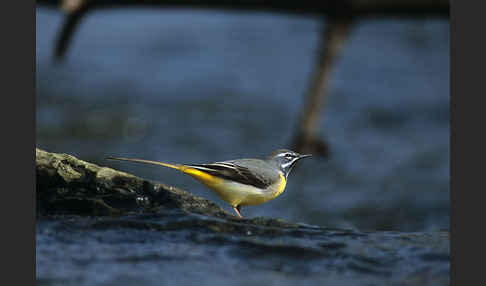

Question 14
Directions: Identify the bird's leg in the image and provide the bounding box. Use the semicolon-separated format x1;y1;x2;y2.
232;206;243;218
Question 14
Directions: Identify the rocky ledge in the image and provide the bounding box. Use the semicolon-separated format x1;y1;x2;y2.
36;148;449;286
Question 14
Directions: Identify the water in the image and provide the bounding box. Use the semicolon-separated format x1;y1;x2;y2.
36;7;449;232
36;215;450;286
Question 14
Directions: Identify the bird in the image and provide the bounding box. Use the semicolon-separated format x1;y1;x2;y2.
107;149;311;218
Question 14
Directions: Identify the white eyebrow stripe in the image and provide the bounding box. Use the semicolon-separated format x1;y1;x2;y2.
275;152;291;158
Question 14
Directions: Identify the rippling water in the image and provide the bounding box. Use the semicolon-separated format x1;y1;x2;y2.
36;7;449;232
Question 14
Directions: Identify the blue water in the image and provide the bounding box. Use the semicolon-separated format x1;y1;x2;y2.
36;7;449;232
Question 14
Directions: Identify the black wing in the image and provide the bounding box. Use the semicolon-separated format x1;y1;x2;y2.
187;162;275;189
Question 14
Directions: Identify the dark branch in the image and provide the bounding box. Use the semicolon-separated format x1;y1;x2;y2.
39;0;449;60
38;0;449;18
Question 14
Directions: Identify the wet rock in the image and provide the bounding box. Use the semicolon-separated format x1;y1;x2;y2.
36;148;449;286
36;148;230;217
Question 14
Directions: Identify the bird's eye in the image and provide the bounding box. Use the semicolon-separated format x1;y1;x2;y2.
285;154;292;159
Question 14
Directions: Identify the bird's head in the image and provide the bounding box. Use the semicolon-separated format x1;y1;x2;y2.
268;149;311;177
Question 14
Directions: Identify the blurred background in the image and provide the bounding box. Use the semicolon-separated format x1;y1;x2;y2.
36;6;449;232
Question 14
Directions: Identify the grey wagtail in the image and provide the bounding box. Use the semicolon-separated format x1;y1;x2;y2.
107;149;311;218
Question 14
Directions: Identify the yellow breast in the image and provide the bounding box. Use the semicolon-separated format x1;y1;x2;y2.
272;173;287;198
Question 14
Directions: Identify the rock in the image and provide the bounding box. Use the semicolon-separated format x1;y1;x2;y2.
36;148;450;286
36;148;230;217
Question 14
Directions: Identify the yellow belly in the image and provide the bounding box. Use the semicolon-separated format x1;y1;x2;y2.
182;167;286;207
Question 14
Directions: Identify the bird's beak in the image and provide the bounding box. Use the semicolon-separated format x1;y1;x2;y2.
298;154;312;159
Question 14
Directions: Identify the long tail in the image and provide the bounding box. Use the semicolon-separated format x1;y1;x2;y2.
106;156;222;186
106;156;184;171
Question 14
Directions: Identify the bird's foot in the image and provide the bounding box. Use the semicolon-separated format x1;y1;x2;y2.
232;206;243;218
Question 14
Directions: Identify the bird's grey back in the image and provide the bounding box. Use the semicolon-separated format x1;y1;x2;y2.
225;158;281;182
188;158;281;189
